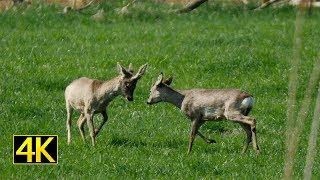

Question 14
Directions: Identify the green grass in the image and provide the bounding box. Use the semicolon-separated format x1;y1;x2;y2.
1;1;320;178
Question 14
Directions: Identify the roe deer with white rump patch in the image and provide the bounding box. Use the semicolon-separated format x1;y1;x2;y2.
147;73;259;154
65;63;147;146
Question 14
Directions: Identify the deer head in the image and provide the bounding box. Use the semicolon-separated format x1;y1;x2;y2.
117;63;147;101
147;73;173;105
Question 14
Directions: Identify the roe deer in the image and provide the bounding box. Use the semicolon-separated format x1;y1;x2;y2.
65;63;147;146
147;73;259;154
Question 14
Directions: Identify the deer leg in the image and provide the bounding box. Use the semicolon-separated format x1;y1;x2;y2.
197;131;216;144
225;113;259;154
77;114;86;141
251;126;260;153
85;111;95;146
225;113;255;126
195;120;216;144
239;123;252;154
94;111;108;137
243;116;260;153
188;119;201;154
66;103;73;145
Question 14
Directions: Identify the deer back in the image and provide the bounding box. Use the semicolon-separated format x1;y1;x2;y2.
180;89;252;120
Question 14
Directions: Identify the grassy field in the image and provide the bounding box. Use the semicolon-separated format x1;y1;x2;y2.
1;1;320;178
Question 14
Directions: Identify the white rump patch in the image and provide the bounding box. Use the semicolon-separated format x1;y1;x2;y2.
241;97;254;109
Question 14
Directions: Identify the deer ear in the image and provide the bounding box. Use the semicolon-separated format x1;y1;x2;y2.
155;73;163;86
162;77;173;85
132;63;147;80
117;62;131;77
128;63;133;73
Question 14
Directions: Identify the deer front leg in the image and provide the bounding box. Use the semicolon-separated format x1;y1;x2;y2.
195;120;216;144
188;119;201;154
77;114;86;141
94;111;108;137
84;111;95;146
197;131;216;144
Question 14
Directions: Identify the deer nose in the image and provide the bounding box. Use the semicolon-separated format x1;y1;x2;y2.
127;97;133;101
147;101;152;105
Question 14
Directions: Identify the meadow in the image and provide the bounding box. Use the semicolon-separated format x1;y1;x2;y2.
0;1;320;178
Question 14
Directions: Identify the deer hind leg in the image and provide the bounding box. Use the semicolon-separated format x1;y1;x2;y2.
225;113;259;154
245;117;260;153
94;111;108;137
239;123;252;154
66;102;73;145
251;125;260;153
77;114;86;141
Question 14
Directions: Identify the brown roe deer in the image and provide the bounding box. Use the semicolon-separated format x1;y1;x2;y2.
65;63;147;146
147;73;259;154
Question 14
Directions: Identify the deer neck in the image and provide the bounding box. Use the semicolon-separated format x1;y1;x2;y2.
163;86;185;109
99;76;122;100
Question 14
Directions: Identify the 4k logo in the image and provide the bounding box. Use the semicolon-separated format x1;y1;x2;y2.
13;135;58;164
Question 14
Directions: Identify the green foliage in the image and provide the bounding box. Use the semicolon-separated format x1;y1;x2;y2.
1;1;320;178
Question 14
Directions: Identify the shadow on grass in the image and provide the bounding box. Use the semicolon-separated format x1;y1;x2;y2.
109;137;147;147
109;137;185;149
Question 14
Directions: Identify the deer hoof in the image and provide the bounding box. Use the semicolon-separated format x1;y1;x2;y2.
92;130;98;139
255;148;260;155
